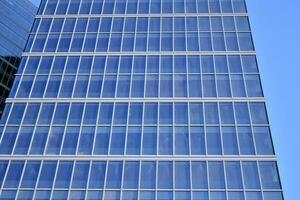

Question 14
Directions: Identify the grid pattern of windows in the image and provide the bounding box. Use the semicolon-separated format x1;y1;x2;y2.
0;160;281;199
0;0;283;199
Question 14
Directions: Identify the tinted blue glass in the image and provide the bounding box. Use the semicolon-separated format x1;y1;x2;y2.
175;127;189;155
4;161;24;188
77;126;95;154
126;127;141;155
142;127;157;155
17;190;34;200
214;56;228;73
0;190;17;200
102;75;116;97
249;103;269;124
104;191;120;200
83;103;99;124
259;162;281;189
98;103;113;124
88;75;103;98
53;103;69;124
30;127;49;154
217;75;232;97
17;76;34;98
117;76;130;97
192;161;208;189
131;75;145;97
253;127;274;155
203;75;216;97
79;56;93;73
242;55;258;73
59;75;75;97
92;56;106;73
106;161;122;189
175;162;190;189
208;162;225;189
89;161;106;189
31;76;47;98
205;103;219;124
61;127;80;154
158;161;173;189
140;161;156;189
113;103;128;124
206;127;222;155
73;75;89;97
159;103;173;124
70;33;84;52
238;127;255;155
69;191;86;200
120;56;133;73
144;103;158;124
14;127;34;154
225;162;243;189
238;32;254;51
54;161;73;188
35;191;51;199
46;127;64;154
222;127;239;155
0;161;8;186
94;127;110;155
123;161;139;189
0;127;19;154
174;71;188;94
159;126;173;155
263;192;283;200
96;34;109;51
161;33;173;51
243;162;261;189
71;162;89;188
110;126;126;155
190;127;206;155
24;56;40;74
45;75;61;98
68;103;84;124
200;33;212;51
52;191;68;200
160;75;173;97
219;103;235;124
38;103;54;124
235;103;250;124
20;161;40;188
245;75;263;97
175;103;188;124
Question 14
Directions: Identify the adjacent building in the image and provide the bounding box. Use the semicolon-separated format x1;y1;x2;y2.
0;0;283;199
0;0;37;117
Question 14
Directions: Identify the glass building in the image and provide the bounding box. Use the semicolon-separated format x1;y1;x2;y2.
0;0;37;118
0;0;283;199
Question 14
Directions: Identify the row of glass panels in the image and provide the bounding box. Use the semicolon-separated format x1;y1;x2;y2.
0;160;281;190
0;124;273;156
38;0;247;15
26;31;254;53
2;102;269;126
33;16;251;34
0;189;284;200
12;73;262;99
18;55;259;75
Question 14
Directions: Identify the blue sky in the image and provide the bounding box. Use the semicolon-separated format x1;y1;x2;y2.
247;0;300;199
29;0;298;198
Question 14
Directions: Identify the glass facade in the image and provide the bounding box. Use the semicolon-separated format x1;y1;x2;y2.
0;0;37;117
0;0;283;199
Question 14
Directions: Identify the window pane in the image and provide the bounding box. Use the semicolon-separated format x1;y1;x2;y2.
20;161;40;188
192;161;208;189
206;127;222;155
253;127;274;155
110;126;126;155
219;103;235;124
203;75;216;97
234;103;250;124
142;127;157;155
126;127;141;155
190;127;205;155
89;161;106;189
4;161;24;188
37;161;57;188
259;162;281;189
159;126;173;155
204;103;219;124
175;103;188;124
175;162;190;189
249;103;269;124
45;127;64;154
222;127;239;155
159;103;173;124
140;161;156;189
225;162;243;189
208;162;225;189
77;126;95;155
94;127;110;155
106;161;123;189
123;161;139;189
242;162;261;189
30;127;49;154
113;103;128;124
160;75;173;97
54;161;73;188
71;162;89;189
62;127;79;154
238;127;255;155
158;162;173;189
175;127;189;155
14;127;34;155
98;103;113;125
